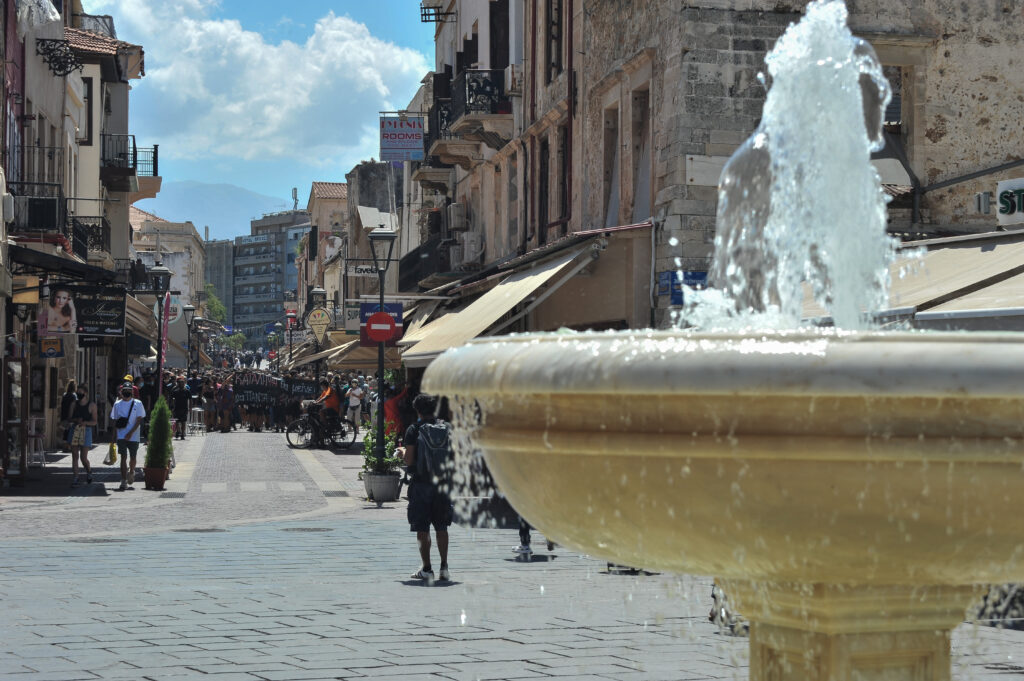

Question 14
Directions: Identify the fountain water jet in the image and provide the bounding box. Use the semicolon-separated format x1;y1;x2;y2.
424;2;1024;679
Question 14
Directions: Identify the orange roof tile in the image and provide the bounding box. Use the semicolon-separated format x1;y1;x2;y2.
65;27;140;57
130;206;168;231
311;182;348;200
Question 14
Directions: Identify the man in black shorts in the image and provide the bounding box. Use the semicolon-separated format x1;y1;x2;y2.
398;393;452;582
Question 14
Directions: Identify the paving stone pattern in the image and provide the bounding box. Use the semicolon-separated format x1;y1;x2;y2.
0;431;1020;680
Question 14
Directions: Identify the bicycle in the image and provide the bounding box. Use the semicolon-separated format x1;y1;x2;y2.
285;401;358;449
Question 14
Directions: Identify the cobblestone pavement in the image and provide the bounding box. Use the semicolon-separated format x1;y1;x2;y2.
0;432;1020;680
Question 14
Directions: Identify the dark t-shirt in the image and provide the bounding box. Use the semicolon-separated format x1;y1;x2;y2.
171;387;191;414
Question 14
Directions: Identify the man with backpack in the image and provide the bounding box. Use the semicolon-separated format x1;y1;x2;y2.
398;393;453;583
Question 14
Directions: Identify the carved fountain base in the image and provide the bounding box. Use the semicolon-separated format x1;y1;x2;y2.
425;330;1024;681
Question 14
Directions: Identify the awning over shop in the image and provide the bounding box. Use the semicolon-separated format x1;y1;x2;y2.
125;294;157;339
802;232;1024;320
325;339;402;371
8;244;120;283
401;245;592;368
288;340;341;370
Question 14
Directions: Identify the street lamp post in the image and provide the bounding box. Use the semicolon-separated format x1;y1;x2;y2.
309;287;327;376
149;261;173;399
286;311;297;368
274;321;283;374
368;228;398;468
183;304;196;374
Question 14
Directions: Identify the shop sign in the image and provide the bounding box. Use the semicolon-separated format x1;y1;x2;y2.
997;178;1024;227
344;304;361;335
152;295;182;324
78;335;102;347
38;285;126;336
658;271;706;306
379;116;424;161
38;337;64;358
350;264;380;278
306;307;332;344
12;275;39;304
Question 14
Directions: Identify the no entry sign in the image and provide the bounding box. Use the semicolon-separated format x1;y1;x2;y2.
359;303;403;347
366;311;396;342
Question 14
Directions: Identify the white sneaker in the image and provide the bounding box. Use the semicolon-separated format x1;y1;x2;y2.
411;569;435;582
118;480;127;491
514;544;533;554
438;566;450;581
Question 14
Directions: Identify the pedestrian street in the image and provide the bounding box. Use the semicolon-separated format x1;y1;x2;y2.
0;431;1020;681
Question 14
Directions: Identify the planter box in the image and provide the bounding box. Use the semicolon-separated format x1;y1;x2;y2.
364;471;401;506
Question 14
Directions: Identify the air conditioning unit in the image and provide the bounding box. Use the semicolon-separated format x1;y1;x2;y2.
461;231;483;259
448;244;464;269
447;202;468;231
504;64;521;96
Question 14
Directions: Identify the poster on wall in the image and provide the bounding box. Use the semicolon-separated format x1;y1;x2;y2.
37;285;127;336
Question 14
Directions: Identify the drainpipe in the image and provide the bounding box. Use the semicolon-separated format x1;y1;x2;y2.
525;0;538;253
564;0;574;233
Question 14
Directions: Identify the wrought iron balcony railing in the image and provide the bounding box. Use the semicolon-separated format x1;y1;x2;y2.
101;133;137;170
136;144;159;177
7;182;67;235
70;216;112;254
450;69;511;122
69;216;88;261
426;99;453;151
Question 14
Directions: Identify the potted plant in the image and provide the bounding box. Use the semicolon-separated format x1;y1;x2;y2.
362;421;403;506
144;396;174;490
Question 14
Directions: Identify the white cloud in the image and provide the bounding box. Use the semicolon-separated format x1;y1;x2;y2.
81;1;429;170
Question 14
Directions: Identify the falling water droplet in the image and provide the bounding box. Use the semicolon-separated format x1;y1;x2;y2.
460;610;467;625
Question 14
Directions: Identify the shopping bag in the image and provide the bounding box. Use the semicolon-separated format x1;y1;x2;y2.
103;441;118;466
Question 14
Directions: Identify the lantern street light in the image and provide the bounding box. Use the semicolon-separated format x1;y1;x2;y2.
310;286;327;309
367;227;398;469
183;304;196;374
149;261;173;398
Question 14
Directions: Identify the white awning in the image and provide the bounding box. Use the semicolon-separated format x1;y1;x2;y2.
802;233;1024;320
402;246;590;368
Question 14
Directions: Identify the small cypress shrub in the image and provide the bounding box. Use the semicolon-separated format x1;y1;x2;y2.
145;395;174;469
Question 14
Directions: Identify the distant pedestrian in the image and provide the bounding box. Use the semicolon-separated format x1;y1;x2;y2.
397;393;454;583
171;377;191;440
69;385;97;487
345;379;364;433
110;383;146;491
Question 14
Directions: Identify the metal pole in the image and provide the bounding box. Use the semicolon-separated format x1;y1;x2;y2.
375;267;386;465
156;297;165;399
186;322;192;375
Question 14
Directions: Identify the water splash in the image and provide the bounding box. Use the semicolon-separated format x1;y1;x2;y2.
690;0;898;331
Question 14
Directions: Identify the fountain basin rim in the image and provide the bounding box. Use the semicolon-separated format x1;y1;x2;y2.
424;329;1024;399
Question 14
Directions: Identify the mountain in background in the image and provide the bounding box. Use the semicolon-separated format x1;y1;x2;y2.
133;181;296;241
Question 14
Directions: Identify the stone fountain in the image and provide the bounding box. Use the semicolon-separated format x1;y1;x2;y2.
423;2;1024;680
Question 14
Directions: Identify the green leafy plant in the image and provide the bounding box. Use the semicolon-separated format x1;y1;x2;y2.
362;421;402;474
145;395;174;469
204;283;227;323
222;331;247;351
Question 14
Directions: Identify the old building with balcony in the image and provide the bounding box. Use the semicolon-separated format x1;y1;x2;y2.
1;3;163;475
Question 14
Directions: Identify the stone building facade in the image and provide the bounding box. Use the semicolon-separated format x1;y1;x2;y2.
408;0;1023;329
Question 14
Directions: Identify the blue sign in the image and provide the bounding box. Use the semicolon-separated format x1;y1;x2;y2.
658;271;707;306
223;325;233;333
682;271;708;289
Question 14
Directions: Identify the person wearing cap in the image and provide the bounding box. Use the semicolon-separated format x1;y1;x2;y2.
123;374;140;400
110;382;146;490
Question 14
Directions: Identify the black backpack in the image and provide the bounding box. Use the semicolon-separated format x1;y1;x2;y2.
416;420;453;488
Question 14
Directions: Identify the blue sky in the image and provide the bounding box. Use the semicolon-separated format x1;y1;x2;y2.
81;1;435;222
